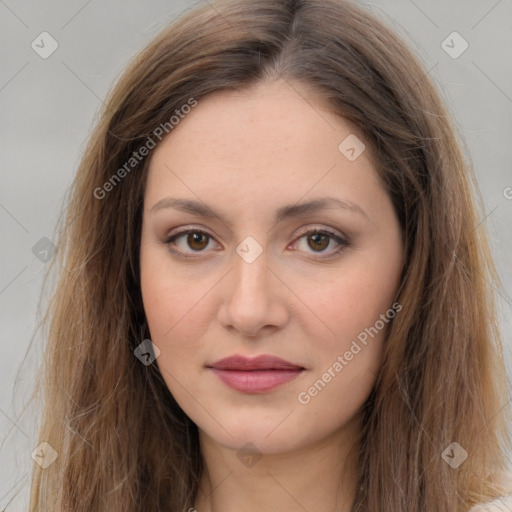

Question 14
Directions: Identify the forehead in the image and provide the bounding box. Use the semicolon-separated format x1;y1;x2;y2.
144;79;383;219
152;79;361;162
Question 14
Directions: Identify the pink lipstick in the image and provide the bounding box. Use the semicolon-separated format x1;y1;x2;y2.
207;355;304;393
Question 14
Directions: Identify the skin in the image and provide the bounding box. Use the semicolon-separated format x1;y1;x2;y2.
139;78;404;512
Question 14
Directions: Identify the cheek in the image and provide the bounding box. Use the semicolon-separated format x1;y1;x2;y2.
140;250;186;355
299;239;402;402
308;261;400;351
140;240;202;336
141;275;203;351
293;268;396;428
141;278;204;402
140;249;217;382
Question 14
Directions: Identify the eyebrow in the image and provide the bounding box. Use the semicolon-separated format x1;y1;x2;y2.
150;196;370;224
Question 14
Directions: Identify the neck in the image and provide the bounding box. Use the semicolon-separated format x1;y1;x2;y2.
193;415;363;512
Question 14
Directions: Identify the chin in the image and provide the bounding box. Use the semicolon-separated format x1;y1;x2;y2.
207;429;305;455
196;410;321;455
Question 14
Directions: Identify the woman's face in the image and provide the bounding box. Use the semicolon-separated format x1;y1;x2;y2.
140;79;404;454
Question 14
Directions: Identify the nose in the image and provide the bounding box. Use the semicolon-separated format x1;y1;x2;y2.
217;246;289;338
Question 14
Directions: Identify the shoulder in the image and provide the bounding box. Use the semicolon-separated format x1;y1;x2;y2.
469;472;512;512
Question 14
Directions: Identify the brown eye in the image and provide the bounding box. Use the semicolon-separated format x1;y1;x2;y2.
164;229;216;256
307;233;330;252
293;228;350;258
186;232;210;251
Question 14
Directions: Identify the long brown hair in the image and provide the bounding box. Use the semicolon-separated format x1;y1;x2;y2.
27;0;511;510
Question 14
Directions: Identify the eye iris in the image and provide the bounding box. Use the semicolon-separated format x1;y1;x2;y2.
308;233;329;251
187;232;209;250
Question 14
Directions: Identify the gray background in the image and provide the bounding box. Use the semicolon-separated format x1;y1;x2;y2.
1;0;511;509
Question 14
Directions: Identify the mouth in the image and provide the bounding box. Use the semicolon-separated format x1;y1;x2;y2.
206;355;305;393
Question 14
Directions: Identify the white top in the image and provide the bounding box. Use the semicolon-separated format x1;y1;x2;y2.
469;472;512;511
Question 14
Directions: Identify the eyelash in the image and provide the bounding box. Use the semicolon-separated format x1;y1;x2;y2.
162;226;350;260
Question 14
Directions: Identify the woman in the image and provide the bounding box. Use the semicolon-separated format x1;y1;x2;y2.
28;0;512;510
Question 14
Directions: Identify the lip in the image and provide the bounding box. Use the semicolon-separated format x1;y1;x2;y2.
207;355;305;393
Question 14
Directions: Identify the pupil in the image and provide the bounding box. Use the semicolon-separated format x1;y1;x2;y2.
188;232;207;250
309;233;328;251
